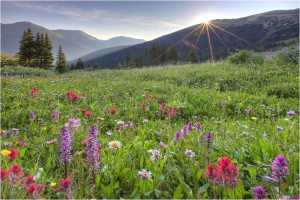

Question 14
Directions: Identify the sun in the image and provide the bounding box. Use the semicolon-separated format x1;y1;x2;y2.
192;14;215;25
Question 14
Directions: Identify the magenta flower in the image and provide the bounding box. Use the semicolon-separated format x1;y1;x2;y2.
59;126;72;164
270;154;289;181
51;113;58;118
86;125;101;175
253;186;269;199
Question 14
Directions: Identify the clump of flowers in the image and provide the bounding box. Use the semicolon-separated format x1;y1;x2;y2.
66;91;78;101
7;164;24;187
160;102;166;111
253;186;269;199
138;169;152;180
205;132;214;162
204;156;240;188
1;148;18;162
46;138;58;145
117;120;133;129
166;106;177;118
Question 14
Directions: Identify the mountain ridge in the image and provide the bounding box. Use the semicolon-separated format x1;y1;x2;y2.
1;21;146;61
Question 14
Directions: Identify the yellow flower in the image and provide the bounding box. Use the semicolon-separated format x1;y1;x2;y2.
50;182;57;187
251;117;258;121
1;149;11;156
114;119;118;122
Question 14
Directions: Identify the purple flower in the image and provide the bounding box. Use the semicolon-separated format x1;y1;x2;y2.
221;101;226;107
270;154;289;181
194;122;202;130
253;186;269;199
173;131;182;142
292;194;300;199
86;124;101;175
184;149;195;158
248;108;253;115
187;121;193;130
11;128;19;135
205;132;214;153
159;142;167;150
24;94;28;99
138;169;152;180
181;125;189;137
277;126;283;131
282;196;291;200
287;110;295;115
125;121;133;128
65;118;80;133
1;130;8;135
29;112;35;120
150;150;160;161
59;126;72;164
46;138;58;144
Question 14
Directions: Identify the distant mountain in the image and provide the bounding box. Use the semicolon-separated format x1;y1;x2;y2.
1;21;145;61
88;8;299;69
68;45;130;65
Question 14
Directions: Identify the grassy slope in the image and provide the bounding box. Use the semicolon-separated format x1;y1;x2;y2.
1;62;299;199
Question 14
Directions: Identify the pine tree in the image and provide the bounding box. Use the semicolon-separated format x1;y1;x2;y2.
18;28;35;66
187;48;198;63
56;46;68;73
42;33;54;69
33;32;43;67
75;58;84;70
167;46;179;65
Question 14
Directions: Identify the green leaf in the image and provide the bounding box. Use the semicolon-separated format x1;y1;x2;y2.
19;148;26;158
173;185;183;199
113;181;119;189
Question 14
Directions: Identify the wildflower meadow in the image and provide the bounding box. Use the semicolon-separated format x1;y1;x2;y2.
1;62;299;199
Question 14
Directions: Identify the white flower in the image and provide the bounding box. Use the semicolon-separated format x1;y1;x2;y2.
184;149;195;158
106;131;113;136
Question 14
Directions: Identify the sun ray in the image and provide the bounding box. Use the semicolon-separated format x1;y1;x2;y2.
206;24;214;64
152;23;203;64
207;23;227;46
210;23;253;45
194;23;206;47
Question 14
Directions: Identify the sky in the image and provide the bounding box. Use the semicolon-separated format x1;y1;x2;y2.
1;1;299;41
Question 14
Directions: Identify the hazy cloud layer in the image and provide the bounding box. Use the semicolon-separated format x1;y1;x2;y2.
9;1;184;28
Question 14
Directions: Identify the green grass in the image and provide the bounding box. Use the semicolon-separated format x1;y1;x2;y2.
1;62;299;199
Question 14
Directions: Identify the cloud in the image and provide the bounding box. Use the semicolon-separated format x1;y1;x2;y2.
7;2;183;28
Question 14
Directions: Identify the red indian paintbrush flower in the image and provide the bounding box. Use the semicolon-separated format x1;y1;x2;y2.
7;148;18;161
86;111;91;117
31;87;37;97
81;108;87;114
110;108;117;115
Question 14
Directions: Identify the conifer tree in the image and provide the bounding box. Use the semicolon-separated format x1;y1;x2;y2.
33;32;43;67
42;33;54;69
56;46;68;73
75;58;84;70
167;46;179;64
187;48;198;63
18;28;35;66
